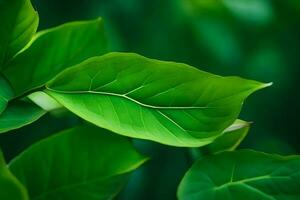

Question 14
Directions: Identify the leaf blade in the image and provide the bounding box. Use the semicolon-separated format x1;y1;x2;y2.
205;119;250;153
9;125;147;200
178;150;300;200
0;76;14;114
4;18;108;96
46;52;270;147
0;100;46;134
0;0;38;66
0;149;28;200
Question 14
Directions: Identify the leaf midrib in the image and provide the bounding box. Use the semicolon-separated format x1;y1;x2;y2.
46;88;211;110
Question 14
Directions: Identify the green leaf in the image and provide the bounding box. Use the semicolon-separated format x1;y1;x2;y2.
178;150;300;200
28;91;62;111
0;76;14;114
46;52;270;147
4;18;108;96
0;100;46;134
9;125;147;200
0;0;38;67
0;149;28;200
205;119;250;153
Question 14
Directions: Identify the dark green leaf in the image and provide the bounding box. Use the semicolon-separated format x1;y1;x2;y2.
0;76;14;114
0;100;46;134
46;52;270;147
205;119;250;153
9;125;147;200
0;149;28;200
4;18;108;96
0;0;38;67
178;150;300;200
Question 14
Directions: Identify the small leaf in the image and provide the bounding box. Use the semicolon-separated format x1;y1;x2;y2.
205;119;250;153
4;18;108;96
9;125;147;200
0;100;46;134
178;150;300;200
0;0;39;66
46;52;270;147
0;76;14;114
0;149;28;200
28;91;62;111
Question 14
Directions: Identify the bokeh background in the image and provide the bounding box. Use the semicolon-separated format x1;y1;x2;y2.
1;0;299;199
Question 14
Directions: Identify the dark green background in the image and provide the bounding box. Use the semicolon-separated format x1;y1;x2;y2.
1;0;299;199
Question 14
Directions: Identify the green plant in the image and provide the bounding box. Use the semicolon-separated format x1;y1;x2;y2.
0;0;299;199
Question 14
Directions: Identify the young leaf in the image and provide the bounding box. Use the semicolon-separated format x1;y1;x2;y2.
205;119;250;153
4;18;108;96
28;91;62;111
0;100;46;134
0;0;38;66
0;76;14;114
178;150;300;200
9;125;147;200
46;52;270;147
0;149;28;200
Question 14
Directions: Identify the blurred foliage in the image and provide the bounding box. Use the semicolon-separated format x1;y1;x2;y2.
1;0;299;199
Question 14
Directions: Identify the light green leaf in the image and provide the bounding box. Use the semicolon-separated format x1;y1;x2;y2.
0;76;14;114
178;150;300;200
205;119;250;153
46;52;270;147
9;125;147;200
28;91;62;111
4;18;108;96
0;100;46;134
0;0;38;67
0;149;28;200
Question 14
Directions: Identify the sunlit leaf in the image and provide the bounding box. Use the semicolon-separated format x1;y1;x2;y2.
46;52;270;147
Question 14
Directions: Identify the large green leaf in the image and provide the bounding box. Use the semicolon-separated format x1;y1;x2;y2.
4;18;108;96
205;119;250;153
0;100;46;134
0;0;38;67
0;76;14;114
178;150;300;200
9;125;147;200
46;52;270;147
0;149;28;200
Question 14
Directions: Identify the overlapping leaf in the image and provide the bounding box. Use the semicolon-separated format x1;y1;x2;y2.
0;0;38;67
0;100;46;134
9;125;147;200
178;150;300;200
46;52;270;147
4;18;108;96
205;119;250;153
0;149;28;200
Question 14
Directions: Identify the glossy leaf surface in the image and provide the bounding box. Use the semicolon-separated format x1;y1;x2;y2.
46;52;269;147
9;125;147;200
4;19;107;96
0;101;46;134
0;0;38;67
0;149;28;200
178;150;300;200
